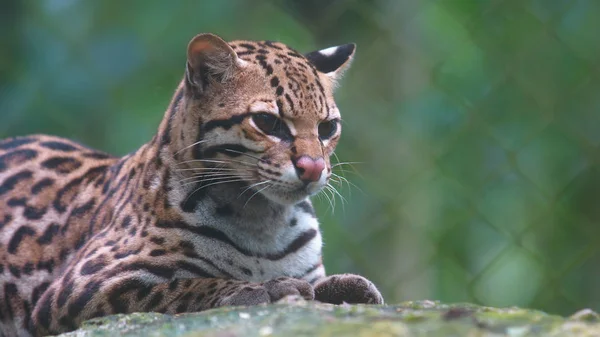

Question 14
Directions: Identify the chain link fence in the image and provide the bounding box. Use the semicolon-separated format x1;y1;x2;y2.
1;0;599;316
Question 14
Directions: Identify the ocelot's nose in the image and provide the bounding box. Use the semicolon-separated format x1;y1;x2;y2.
293;156;325;183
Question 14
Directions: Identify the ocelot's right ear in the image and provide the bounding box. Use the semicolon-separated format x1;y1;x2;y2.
185;33;243;94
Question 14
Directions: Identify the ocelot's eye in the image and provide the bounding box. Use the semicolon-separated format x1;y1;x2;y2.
318;120;338;140
252;113;280;135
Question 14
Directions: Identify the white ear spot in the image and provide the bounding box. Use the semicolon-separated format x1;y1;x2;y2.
319;46;339;57
236;58;249;68
304;43;356;85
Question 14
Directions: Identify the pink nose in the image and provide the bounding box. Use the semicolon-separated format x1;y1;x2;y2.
294;156;325;183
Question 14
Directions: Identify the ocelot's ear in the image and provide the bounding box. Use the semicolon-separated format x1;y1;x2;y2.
186;33;242;94
304;43;356;85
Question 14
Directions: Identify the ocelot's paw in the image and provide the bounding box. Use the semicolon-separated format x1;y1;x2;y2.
314;274;384;305
263;277;315;301
218;283;271;307
218;278;314;307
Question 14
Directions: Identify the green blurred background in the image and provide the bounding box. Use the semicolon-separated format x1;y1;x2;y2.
1;0;600;316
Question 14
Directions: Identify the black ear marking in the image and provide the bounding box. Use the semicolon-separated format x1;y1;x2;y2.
304;43;356;74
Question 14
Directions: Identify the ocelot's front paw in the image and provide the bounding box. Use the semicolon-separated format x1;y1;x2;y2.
218;277;314;307
263;277;314;301
314;274;384;305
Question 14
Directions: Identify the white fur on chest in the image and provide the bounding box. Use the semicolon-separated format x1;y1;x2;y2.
177;196;323;282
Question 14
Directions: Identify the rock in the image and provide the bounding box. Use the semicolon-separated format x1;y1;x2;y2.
58;298;600;337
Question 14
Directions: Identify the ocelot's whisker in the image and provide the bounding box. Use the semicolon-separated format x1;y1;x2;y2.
331;161;364;168
180;175;253;187
330;173;358;195
175;167;255;177
335;174;365;196
177;158;255;167
182;178;249;204
331;152;354;192
173;138;212;156
243;184;272;208
238;180;271;198
327;183;347;208
223;148;264;161
177;173;253;184
325;185;337;210
175;167;247;172
329;177;345;189
320;187;335;213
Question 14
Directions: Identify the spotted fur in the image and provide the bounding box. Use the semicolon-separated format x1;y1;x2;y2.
0;33;383;336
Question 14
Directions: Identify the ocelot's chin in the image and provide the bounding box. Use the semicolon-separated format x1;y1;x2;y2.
259;185;322;206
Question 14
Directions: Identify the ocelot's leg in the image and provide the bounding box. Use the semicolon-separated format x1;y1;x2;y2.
313;274;384;305
31;276;313;336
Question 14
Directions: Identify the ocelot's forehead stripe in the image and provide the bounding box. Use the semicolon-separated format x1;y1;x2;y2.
230;40;330;119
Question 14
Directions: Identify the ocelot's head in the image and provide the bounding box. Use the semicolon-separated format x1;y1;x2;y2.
172;33;355;205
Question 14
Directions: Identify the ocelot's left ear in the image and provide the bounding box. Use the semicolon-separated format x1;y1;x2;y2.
186;33;243;95
304;43;356;85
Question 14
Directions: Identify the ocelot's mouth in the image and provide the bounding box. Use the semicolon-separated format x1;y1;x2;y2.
252;183;311;205
301;182;324;196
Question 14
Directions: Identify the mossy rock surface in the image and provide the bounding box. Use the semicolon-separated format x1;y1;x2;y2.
58;297;600;337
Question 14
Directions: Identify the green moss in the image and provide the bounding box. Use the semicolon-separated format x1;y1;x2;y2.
58;298;600;337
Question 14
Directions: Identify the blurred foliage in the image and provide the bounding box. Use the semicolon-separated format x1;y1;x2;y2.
1;0;600;316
